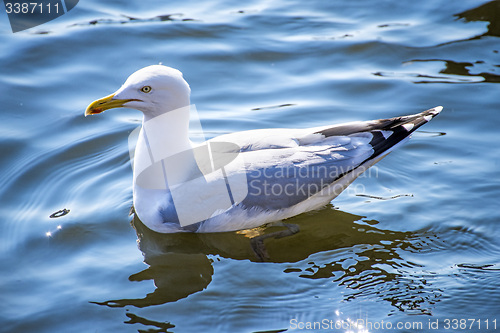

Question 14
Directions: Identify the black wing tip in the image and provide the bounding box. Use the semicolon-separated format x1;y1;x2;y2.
316;106;443;138
397;106;443;133
366;106;443;160
422;106;443;119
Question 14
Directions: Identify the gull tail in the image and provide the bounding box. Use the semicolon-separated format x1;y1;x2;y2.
366;106;443;161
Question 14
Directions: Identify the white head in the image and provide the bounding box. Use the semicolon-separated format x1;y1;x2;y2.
85;65;191;119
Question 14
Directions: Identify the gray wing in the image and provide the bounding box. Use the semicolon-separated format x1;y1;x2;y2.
214;106;443;211
240;134;372;210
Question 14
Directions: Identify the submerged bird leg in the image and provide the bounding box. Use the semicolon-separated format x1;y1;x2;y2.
250;222;300;261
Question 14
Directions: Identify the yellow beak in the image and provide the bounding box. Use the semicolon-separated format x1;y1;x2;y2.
85;93;139;116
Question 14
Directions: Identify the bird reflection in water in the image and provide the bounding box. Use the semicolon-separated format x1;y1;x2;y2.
93;205;442;321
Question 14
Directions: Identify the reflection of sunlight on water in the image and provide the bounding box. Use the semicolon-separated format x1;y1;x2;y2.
45;225;62;238
335;310;370;333
292;309;429;332
291;309;371;332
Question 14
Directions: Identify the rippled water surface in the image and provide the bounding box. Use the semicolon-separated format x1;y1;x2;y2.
1;0;499;332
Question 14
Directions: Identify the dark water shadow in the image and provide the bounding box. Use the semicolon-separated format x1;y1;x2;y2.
409;59;500;84
93;206;442;317
124;312;175;333
374;58;500;84
375;1;500;84
456;0;500;39
69;13;197;29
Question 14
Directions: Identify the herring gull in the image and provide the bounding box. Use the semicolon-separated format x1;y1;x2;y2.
85;65;442;233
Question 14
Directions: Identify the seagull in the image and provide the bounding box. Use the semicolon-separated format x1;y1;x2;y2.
85;65;442;234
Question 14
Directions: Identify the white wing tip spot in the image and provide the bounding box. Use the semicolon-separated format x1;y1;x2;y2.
402;123;414;131
380;130;392;139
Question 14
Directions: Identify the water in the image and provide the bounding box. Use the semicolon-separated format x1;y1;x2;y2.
1;0;499;332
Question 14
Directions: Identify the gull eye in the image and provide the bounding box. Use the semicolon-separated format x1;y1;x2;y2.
140;86;152;93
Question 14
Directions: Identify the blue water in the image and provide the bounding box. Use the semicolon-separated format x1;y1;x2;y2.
1;0;499;332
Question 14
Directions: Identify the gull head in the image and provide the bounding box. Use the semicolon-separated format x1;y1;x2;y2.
85;65;191;117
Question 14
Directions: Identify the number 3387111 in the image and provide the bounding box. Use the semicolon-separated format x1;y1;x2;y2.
5;2;60;14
